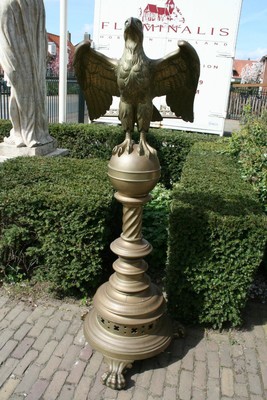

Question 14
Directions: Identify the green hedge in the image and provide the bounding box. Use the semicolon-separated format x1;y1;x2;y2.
166;141;267;328
0;120;216;188
228;111;267;213
0;156;114;295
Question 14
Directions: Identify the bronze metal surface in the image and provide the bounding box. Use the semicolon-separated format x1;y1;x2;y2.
75;15;199;391
83;145;172;389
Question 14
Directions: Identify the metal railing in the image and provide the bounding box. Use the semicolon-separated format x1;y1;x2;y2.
227;86;267;120
2;76;267;124
0;74;88;123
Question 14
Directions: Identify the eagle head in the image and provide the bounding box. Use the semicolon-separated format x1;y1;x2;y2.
124;17;144;46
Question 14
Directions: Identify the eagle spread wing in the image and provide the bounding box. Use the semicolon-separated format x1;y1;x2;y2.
74;19;200;129
74;42;119;121
151;40;200;122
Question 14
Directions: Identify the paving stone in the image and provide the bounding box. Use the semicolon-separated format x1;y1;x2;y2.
10;310;32;330
57;383;75;400
221;367;234;397
207;331;229;344
13;349;39;376
26;379;50;400
233;356;247;384
1;293;267;400
73;376;93;400
135;358;154;389
59;344;81;371
0;358;19;387
253;325;266;339
67;316;82;335
181;347;194;371
250;396;265;400
231;343;244;358
35;340;58;365
179;370;193;400
256;338;267;363
242;331;256;348
219;343;233;368
117;389;133;400
191;387;206;400
15;364;42;395
79;343;93;362
259;362;267;390
207;378;220;400
26;306;45;323
207;351;220;379
62;310;76;321
42;306;57;317
194;341;206;362
0;376;21;400
244;348;259;374
149;367;165;397
248;373;264;396
165;359;181;386
12;337;35;359
13;323;32;341
54;333;74;357
103;386;119;399
0;307;10;329
132;386;148;400
66;360;86;384
43;370;68;400
46;310;65;328
32;327;53;351
86;367;106;400
84;351;103;377
0;328;15;350
0;340;18;365
206;339;219;352
5;304;25;322
74;327;86;346
235;382;249;397
193;360;206;390
39;355;62;380
0;296;9;308
28;316;49;337
51;320;71;341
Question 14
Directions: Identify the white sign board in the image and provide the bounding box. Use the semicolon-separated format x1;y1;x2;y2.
92;0;242;135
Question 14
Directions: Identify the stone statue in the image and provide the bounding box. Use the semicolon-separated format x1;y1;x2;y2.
0;0;53;148
74;17;200;157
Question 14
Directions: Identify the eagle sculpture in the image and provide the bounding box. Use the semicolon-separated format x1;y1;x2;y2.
74;17;200;157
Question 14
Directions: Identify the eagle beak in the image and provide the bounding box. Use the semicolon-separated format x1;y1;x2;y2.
125;17;133;29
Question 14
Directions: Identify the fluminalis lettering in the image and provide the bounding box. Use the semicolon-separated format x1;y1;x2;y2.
101;21;230;37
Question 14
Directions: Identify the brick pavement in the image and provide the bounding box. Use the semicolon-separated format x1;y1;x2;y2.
0;294;266;400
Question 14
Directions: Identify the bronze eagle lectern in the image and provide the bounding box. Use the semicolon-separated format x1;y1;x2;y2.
74;17;200;390
74;16;200;157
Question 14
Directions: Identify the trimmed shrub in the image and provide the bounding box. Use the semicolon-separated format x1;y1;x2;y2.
228;110;267;213
0;156;114;295
0;119;12;140
166;141;267;328
49;123;216;187
0;120;216;187
143;183;172;281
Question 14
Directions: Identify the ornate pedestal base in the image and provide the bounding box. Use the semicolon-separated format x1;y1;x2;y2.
0;140;68;162
84;144;172;389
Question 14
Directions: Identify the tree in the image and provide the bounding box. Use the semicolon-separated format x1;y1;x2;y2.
47;48;74;77
241;61;263;84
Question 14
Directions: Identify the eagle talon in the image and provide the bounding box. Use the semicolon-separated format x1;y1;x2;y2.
112;137;134;156
138;135;157;158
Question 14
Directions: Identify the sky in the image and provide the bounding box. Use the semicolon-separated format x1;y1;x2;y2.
43;0;267;61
